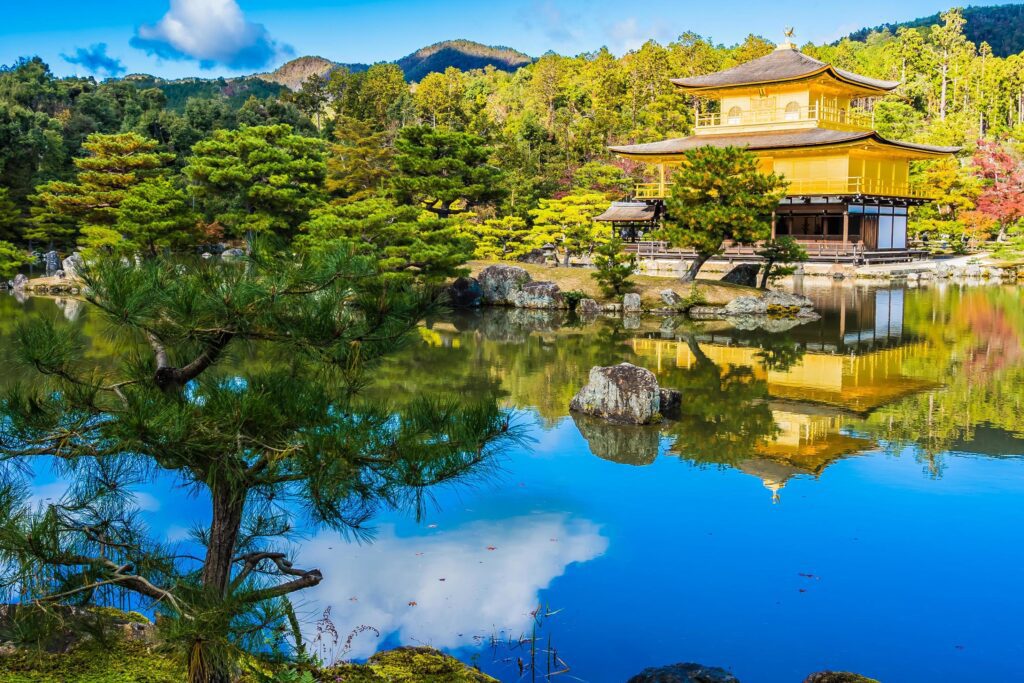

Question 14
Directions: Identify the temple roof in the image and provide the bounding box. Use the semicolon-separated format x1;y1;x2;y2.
595;202;658;222
671;47;900;93
609;128;960;157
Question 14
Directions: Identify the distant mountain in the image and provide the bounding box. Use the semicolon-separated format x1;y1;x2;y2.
256;56;369;90
256;40;534;90
847;3;1024;57
396;40;533;82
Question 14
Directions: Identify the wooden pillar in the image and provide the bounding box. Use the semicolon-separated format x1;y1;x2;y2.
659;163;666;196
771;210;777;239
842;208;849;246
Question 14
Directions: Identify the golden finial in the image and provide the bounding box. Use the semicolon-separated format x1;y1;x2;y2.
777;27;798;51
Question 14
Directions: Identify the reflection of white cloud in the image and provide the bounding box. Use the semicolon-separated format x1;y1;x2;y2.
133;491;161;512
299;514;607;659
28;481;68;509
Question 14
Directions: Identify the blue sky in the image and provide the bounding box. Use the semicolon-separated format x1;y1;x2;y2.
0;1;1002;79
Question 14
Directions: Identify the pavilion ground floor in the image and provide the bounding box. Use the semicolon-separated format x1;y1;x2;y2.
601;195;927;265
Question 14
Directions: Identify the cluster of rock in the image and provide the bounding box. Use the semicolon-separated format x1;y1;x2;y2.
688;290;819;326
569;363;681;425
450;264;628;315
626;663;878;683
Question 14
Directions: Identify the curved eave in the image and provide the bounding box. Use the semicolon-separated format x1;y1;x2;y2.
609;132;959;161
671;65;899;96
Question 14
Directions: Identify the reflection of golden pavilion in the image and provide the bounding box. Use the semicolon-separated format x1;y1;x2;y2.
631;338;939;499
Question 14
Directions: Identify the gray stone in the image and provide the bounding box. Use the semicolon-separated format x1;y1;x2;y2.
200;252;214;260
446;276;483;308
623;292;642;312
511;281;565;309
54;270;66;279
478;264;531;305
659;389;682;419
723;296;768;315
571;413;660;466
622;313;641;329
61;252;84;279
720;263;761;287
763;290;813;309
12;273;28;291
221;248;245;260
660;289;685;309
43;250;60;275
802;673;879;683
964;264;983;277
517;248;548;265
570;363;662;425
627;662;741;683
576;298;601;317
601;302;623;312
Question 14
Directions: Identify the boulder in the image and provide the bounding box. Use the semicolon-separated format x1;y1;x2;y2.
221;248;245;260
623;292;642;312
517;248;548;265
478;264;531;305
61;252;84;279
660;289;685;309
763;290;813;309
622;313;641;330
570;363;661;425
43;250;60;275
200;252;213;260
446;277;483;308
576;298;601;317
723;296;768;316
659;389;682;419
802;673;879;683
12;274;28;291
720;263;761;287
511;281;565;309
627;662;741;683
688;305;726;320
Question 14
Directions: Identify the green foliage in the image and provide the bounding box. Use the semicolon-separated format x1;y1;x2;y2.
591;237;638;296
572;161;633;197
468;215;539;260
391;125;504;217
0;638;182;683
659;146;786;281
754;237;808;288
326;115;392;201
562;289;587;311
0;252;514;682
0;239;32;278
529;192;609;266
184;124;327;240
114;176;200;257
297;198;474;281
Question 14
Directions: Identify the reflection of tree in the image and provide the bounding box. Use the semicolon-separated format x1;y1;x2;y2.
665;336;778;466
754;335;806;373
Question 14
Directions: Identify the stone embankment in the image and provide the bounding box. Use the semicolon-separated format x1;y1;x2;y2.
454;264;819;326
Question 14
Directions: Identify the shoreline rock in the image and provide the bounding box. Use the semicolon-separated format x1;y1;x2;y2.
570;363;662;425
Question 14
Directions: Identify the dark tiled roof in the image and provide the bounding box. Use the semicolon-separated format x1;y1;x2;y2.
609;128;960;156
671;47;899;92
595;202;657;222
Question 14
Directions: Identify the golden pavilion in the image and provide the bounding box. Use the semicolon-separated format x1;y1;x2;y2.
603;31;960;259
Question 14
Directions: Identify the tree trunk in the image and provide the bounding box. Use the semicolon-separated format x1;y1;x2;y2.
758;259;775;289
680;253;711;283
188;487;246;683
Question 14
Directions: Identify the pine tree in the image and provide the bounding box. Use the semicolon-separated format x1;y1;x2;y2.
390;125;504;218
591;237;638;296
114;176;200;256
184;124;327;242
659;146;786;282
0;186;21;242
754;237;808;288
326;116;392;201
470;215;539;260
0;238;32;278
0;248;513;683
530;192;609;267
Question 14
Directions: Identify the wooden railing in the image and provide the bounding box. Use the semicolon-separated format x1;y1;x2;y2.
696;103;874;131
623;240;927;264
635;177;934;200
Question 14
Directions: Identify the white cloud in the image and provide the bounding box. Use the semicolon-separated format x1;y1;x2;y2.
296;514;608;660
131;0;291;70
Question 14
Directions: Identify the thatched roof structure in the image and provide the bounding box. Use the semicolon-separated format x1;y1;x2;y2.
594;202;658;222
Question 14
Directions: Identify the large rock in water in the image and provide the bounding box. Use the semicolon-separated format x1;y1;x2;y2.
623;292;642;312
721;263;760;287
572;413;660;466
477;264;531;305
511;281;565;309
627;662;741;683
446;277;482;308
570;363;661;425
576;298;601;317
723;296;768;316
12;274;28;291
803;673;879;683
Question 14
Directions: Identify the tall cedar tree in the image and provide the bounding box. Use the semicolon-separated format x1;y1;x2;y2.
0;249;513;683
297;198;474;281
390;126;504;218
326;116;393;201
114;176;200;257
30;133;173;247
659;146;786;282
184;125;326;242
0;187;21;242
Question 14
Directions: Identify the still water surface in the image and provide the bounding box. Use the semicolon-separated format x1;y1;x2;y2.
3;283;1024;682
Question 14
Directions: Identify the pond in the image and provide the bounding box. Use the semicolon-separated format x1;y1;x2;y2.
3;282;1024;682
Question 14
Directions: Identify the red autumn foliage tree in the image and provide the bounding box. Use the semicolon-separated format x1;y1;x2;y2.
972;140;1024;241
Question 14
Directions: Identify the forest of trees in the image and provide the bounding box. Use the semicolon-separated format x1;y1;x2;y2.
1;7;1024;270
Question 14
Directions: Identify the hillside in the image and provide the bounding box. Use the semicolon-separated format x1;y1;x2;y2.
121;74;286;110
848;3;1024;57
396;40;533;82
256;55;369;90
